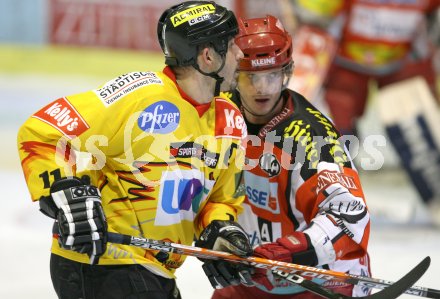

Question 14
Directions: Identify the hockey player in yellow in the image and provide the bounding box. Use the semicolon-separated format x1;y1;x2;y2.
17;1;253;298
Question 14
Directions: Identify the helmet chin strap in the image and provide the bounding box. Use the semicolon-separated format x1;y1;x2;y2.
193;54;226;96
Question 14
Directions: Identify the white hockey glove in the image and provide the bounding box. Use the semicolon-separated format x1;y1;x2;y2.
195;220;254;289
39;176;107;264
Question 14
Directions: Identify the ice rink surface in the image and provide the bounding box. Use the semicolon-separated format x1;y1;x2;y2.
1;74;439;298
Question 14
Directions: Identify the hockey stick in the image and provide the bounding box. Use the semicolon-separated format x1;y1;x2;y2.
107;232;439;298
271;260;428;299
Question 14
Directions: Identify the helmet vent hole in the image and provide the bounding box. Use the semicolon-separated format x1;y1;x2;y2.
256;53;268;58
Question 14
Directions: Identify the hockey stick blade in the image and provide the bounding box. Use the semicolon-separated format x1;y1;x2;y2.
272;256;430;299
107;232;440;298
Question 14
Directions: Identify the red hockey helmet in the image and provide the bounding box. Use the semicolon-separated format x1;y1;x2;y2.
235;15;293;71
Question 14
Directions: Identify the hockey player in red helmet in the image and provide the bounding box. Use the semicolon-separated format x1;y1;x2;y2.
202;15;372;299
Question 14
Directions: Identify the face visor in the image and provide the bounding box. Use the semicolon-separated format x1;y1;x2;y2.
237;62;293;95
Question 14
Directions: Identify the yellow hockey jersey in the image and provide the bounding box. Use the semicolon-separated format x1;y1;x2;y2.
17;67;247;278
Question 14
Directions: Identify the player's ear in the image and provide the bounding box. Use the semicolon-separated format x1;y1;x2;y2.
198;46;216;69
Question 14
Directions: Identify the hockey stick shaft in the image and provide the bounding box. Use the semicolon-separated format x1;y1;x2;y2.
107;232;440;298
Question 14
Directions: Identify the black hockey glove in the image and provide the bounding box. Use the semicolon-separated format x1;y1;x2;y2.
39;176;107;265
195;220;254;289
